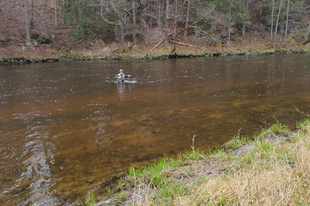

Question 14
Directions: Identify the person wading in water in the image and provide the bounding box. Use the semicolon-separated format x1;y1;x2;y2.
116;69;130;83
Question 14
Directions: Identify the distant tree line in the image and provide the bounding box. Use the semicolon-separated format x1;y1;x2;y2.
60;0;310;46
0;0;309;47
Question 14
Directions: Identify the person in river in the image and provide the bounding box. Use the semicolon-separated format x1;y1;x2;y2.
116;69;130;82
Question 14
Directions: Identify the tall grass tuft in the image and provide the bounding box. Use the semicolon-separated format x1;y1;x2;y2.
85;192;95;206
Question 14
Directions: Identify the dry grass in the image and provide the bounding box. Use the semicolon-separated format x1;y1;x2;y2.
184;133;310;206
118;125;310;206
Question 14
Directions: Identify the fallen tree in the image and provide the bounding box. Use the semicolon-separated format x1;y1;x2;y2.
168;40;199;48
151;32;173;51
171;20;200;52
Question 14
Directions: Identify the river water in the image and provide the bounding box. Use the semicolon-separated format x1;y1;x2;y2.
1;54;310;205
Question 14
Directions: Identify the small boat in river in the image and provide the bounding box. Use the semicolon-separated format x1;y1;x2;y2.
115;79;138;84
114;75;137;84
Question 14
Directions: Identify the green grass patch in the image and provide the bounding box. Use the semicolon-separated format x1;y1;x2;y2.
155;182;190;205
115;191;126;204
276;147;295;166
129;155;184;185
85;192;96;206
297;119;310;129
291;135;298;143
254;121;290;141
241;149;255;167
208;147;222;156
126;150;207;187
184;150;205;160
259;139;274;159
224;135;249;150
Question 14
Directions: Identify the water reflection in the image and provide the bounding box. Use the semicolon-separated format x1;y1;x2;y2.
1;54;310;204
117;83;126;100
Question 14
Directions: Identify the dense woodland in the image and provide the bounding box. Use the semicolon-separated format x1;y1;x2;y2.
0;0;310;57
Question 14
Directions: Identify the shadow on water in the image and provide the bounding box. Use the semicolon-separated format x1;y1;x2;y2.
1;54;310;204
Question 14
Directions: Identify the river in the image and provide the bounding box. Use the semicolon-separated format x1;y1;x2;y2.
1;54;310;205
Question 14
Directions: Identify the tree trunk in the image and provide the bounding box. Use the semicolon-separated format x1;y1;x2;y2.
100;0;103;18
306;24;310;39
283;0;290;47
242;0;248;38
25;0;31;46
270;0;275;44
158;0;161;29
79;1;85;39
228;0;231;45
55;0;58;28
184;0;190;37
274;0;282;44
62;0;66;24
121;26;125;47
30;0;34;29
165;0;169;44
174;0;177;34
133;0;136;44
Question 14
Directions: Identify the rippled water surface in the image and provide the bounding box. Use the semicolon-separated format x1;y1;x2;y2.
1;54;310;205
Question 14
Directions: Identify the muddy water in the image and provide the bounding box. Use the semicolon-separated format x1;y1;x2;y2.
1;54;310;205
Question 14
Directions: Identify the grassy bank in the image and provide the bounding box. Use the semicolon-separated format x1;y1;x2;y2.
1;42;310;65
85;119;310;206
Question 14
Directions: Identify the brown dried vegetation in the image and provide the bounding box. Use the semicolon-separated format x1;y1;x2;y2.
101;123;310;206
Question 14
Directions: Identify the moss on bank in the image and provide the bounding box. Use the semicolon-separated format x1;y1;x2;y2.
84;119;310;206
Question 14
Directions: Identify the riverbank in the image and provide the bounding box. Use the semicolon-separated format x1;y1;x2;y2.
86;118;310;206
1;40;310;65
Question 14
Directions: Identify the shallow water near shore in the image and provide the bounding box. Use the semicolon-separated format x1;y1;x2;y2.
1;54;310;205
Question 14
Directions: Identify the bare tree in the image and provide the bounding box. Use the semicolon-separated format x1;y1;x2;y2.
164;0;169;44
284;0;290;46
306;24;310;40
30;0;34;29
228;0;231;45
54;0;58;28
25;0;31;45
270;0;275;44
174;0;178;34
101;1;132;47
184;0;190;37
100;0;103;18
158;0;162;29
274;0;283;44
242;0;248;38
172;20;199;52
132;0;136;44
